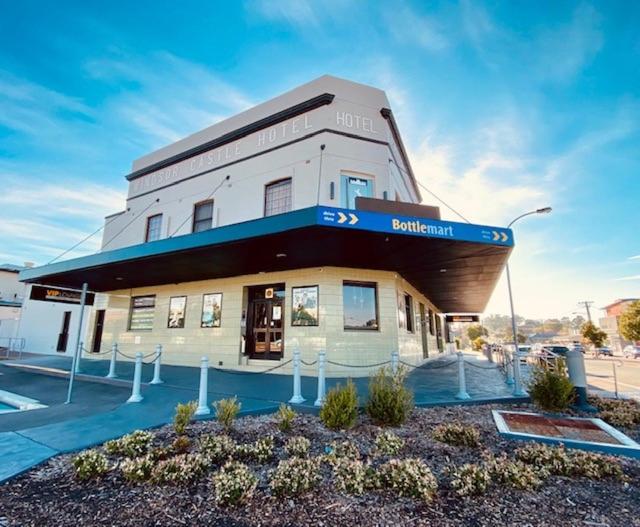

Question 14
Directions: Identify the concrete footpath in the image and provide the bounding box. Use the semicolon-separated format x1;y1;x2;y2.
0;353;519;483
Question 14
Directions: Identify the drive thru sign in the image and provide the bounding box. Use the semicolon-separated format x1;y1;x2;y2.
317;206;513;247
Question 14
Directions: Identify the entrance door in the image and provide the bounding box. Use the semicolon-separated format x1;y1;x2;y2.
57;311;71;352
419;303;429;358
246;284;285;360
92;310;105;353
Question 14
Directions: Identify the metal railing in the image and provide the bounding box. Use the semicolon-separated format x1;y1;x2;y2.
0;337;26;359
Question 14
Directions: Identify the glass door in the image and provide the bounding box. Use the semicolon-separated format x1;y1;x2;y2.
246;284;285;360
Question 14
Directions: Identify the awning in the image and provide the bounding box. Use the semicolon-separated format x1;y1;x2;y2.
19;206;514;313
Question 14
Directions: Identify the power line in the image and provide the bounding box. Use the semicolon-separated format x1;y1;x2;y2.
48;218;116;264
102;198;160;249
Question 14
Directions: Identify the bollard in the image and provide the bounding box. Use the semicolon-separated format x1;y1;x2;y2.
566;349;596;411
106;343;118;379
390;350;399;374
505;352;514;385
612;361;619;399
195;356;211;416
512;349;526;396
314;350;326;407
74;341;83;374
150;344;164;385
455;352;471;400
289;347;305;404
126;352;144;403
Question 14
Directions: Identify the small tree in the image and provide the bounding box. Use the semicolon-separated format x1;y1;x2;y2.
619;300;640;342
517;333;527;344
467;324;488;341
472;337;486;351
581;321;607;348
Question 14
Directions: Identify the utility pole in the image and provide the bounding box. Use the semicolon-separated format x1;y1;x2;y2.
577;301;594;323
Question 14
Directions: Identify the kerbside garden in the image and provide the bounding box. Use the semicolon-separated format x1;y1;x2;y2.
1;366;639;527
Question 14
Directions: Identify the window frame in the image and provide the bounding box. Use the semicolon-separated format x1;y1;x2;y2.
264;177;293;217
404;293;414;333
342;280;379;331
201;292;223;328
192;200;214;233
167;295;187;329
128;295;156;331
145;213;163;242
428;308;435;336
291;285;319;327
340;173;374;210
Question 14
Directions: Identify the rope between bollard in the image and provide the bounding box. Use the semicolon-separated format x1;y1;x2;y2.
300;360;318;366
211;359;292;375
117;350;159;361
406;359;457;370
463;360;499;370
326;360;391;368
80;346;113;356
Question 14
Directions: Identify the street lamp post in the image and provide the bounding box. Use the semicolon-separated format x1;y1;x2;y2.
506;207;552;397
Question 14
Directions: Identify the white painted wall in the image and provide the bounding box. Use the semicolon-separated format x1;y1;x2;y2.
0;270;25;304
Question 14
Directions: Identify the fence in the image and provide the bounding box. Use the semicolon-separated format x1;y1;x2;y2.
0;337;25;359
584;357;640;400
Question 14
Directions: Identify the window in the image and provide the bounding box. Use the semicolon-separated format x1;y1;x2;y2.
343;281;378;330
264;178;292;217
341;175;373;209
167;296;187;329
428;308;435;335
129;295;156;331
145;214;162;242
404;293;414;332
192;200;214;233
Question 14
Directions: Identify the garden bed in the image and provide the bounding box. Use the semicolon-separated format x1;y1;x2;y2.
0;403;639;527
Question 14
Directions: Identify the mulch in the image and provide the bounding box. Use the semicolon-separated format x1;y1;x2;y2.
1;403;639;527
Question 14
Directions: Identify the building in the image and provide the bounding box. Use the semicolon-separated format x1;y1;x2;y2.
0;264;25;342
599;298;639;353
19;76;514;376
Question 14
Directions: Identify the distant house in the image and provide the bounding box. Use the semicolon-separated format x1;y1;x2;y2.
527;332;558;344
0;263;25;341
599;298;639;353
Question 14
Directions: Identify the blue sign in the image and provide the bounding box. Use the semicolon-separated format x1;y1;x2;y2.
316;206;514;247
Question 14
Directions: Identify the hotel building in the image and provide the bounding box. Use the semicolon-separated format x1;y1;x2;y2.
20;76;513;375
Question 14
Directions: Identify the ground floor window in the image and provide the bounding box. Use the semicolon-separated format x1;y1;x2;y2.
343;281;378;330
129;295;156;331
167;296;187;328
404;293;414;332
201;293;222;327
292;285;319;326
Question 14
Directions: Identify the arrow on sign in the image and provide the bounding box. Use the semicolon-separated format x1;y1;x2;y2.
500;232;508;242
492;231;509;242
337;212;348;224
492;231;500;241
349;213;359;225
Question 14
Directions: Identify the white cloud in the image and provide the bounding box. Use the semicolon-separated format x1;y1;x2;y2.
384;4;448;51
616;275;640;281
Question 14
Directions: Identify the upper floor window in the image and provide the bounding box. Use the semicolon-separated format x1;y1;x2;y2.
341;175;373;209
193;200;214;233
145;214;162;242
264;178;292;217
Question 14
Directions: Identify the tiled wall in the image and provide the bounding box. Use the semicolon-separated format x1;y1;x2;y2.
86;266;443;377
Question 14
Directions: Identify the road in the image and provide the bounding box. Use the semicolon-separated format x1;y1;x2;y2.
584;356;640;399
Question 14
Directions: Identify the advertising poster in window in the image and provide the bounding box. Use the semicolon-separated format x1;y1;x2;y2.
292;286;319;326
129;296;155;331
167;296;187;328
201;293;222;328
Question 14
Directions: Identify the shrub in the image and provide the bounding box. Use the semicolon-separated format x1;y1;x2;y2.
234;436;275;464
212;461;258;507
590;396;640;428
120;455;155;483
449;463;492;496
199;434;236;464
72;450;109;481
104;430;154;458
514;443;572;476
319;379;358;430
326;440;361;463
213;397;241;431
365;367;414;427
174;401;197;436
527;365;575;412
374;430;405;456
149;446;172;461
484;454;546;490
570;451;624;480
151;453;207;485
377;458;438;503
276;403;296;432
332;457;370;495
270;457;322;497
432;422;480;447
172;435;191;454
285;436;311;458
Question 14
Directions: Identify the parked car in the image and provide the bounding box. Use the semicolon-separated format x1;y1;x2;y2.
541;345;570;356
571;342;585;353
594;346;613;358
623;345;640;359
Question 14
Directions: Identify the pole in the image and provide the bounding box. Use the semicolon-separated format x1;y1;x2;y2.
314;350;326;407
195;356;211;416
126;352;144;403
612;361;619;399
65;282;88;405
391;350;399;374
506;264;526;396
455;352;471;400
106;343;118;379
289;347;305;404
150;344;163;384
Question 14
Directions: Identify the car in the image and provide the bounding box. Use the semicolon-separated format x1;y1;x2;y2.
623;345;640;359
594;346;613;358
541;345;570;356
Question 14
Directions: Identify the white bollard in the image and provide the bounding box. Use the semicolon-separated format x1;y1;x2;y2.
195;356;211;416
512;349;526;396
391;350;399;374
314;350;326;407
455;352;471;400
74;341;83;374
150;344;164;385
126;352;144;403
106;343;118;379
289;347;305;404
505;351;514;385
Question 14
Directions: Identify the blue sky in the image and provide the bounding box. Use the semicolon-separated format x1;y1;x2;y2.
0;0;638;319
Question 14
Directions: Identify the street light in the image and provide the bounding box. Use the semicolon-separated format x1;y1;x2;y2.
506;207;552;396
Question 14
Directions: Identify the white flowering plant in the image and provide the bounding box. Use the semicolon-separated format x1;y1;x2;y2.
377;458;438;503
432;422;480;447
284;436;310;458
269;457;322;497
120;455;155;483
199;434;236;464
72;450;110;481
212;461;258;507
151;453;207;485
104;430;154;458
374;430;405;456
